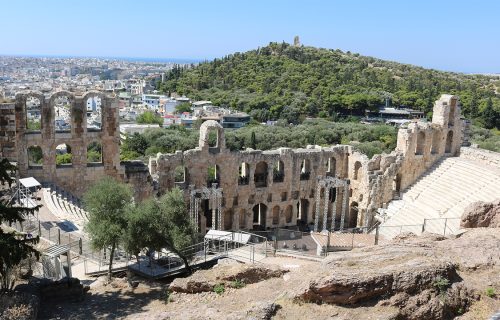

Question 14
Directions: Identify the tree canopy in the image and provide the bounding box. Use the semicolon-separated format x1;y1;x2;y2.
83;177;134;280
136;111;164;125
0;159;40;292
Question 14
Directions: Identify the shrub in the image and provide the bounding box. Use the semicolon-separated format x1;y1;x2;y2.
485;287;496;298
433;276;450;293
229;279;245;289
213;283;225;295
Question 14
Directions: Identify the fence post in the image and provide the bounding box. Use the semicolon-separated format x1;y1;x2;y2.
57;229;61;244
443;218;448;236
265;241;268;258
38;220;41;235
374;225;379;245
79;238;83;255
351;233;355;250
422;219;426;233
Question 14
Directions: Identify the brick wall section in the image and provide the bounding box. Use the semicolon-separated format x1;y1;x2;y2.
0;103;16;160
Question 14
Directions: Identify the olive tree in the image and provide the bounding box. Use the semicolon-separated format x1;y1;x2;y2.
83;177;133;280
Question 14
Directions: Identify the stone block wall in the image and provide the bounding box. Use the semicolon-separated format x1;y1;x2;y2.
459;146;500;167
0;102;16;160
13;91;124;196
151;94;466;232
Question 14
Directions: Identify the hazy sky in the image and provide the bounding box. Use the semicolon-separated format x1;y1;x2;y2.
1;0;499;73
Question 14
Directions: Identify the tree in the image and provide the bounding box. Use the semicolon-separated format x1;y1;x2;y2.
136;111;164;125
0;159;40;292
175;102;192;114
482;97;499;129
83;177;133;280
124;188;196;272
122;132;149;155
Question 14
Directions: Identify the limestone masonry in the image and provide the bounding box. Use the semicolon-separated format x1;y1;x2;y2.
1;92;467;232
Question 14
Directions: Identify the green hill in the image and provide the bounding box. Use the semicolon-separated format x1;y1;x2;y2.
158;42;500;129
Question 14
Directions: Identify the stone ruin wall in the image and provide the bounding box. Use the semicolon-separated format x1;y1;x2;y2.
151;94;464;231
1;91;464;230
362;94;464;225
0;102;16;160
11;91;125;197
459;146;500;168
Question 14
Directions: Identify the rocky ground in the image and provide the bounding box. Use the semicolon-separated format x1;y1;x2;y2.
27;227;498;320
3;200;499;320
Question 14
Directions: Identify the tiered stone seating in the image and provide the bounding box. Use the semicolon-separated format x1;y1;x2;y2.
42;184;89;230
378;157;500;239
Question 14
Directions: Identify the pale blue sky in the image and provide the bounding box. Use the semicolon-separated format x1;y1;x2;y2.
1;0;499;73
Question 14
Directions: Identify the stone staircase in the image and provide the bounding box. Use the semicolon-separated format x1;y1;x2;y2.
42;183;89;230
377;156;500;239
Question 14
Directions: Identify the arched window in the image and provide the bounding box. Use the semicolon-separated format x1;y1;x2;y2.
353;161;362;180
272;206;280;225
329;188;337;203
300;159;311;180
415;131;425;155
254;161;268;188
431;131;440;154
445;131;453;153
252;203;267;229
349;202;359;228
56;143;72;166
54;96;71;132
208;129;218;147
86;96;102;130
326;157;336;177
207;165;220;186
27;146;43;168
25;97;41;131
273;160;284;182
238;162;250;185
297;199;309;222
87;141;102;164
174;165;187;183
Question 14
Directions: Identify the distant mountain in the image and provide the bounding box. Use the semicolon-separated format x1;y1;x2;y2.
158;42;499;127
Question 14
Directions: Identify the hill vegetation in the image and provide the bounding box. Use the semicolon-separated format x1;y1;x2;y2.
158;42;500;129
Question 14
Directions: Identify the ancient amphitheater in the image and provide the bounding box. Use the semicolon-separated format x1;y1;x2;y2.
1;92;499;243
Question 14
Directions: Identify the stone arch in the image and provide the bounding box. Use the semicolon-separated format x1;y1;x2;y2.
224;209;234;230
415;131;425;155
353;161;362;180
83;91;105;131
56;143;72;166
87;141;102;164
50;91;75;133
272;206;280;225
327;157;336;176
238;162;250;185
174;165;187;183
431;130;440;154
254;161;268;187
349;201;359;228
300;159;311;180
445;131;453;153
273;160;285;182
252;203;267;229
198;120;225;151
27;145;43;168
285;205;293;223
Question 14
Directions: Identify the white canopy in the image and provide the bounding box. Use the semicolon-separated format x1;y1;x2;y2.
19;177;41;188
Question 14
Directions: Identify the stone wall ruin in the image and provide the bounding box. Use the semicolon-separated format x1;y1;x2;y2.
150;94;464;232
